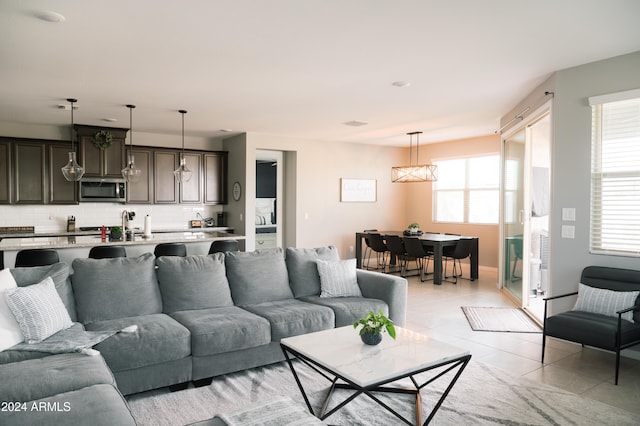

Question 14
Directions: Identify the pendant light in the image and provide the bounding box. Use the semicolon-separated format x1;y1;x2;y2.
391;131;437;182
121;104;142;182
173;109;192;183
61;98;85;181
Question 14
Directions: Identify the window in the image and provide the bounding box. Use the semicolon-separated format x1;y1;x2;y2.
589;89;640;256
432;155;499;224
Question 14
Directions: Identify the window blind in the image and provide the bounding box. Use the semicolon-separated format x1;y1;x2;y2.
590;94;640;256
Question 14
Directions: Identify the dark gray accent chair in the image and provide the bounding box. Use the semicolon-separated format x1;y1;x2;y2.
542;266;640;385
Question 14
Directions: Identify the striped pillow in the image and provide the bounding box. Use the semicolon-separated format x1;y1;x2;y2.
572;283;640;322
317;258;362;298
5;277;73;343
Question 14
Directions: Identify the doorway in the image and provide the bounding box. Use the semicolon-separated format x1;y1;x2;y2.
256;150;283;248
501;109;551;322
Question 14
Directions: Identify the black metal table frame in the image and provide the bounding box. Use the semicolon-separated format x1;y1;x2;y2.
281;343;471;425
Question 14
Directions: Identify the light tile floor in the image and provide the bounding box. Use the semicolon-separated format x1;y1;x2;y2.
401;268;640;415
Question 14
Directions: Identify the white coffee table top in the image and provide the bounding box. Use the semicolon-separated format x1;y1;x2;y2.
281;326;469;388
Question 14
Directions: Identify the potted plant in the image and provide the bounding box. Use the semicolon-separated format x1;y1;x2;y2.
408;223;420;234
109;226;123;241
353;309;396;345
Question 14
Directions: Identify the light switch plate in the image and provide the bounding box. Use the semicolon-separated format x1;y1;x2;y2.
561;225;575;239
562;208;576;221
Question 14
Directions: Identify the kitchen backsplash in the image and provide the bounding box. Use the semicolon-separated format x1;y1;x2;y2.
0;203;224;232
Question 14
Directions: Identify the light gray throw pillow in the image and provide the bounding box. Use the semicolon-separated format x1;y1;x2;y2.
156;253;233;313
285;246;340;298
72;253;161;324
317;258;362;298
5;277;73;343
573;283;639;322
225;248;293;306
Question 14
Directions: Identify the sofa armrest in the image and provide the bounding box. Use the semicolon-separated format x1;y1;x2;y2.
356;269;408;327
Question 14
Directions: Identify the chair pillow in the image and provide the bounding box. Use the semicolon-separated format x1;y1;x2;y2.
317;258;362;298
572;283;640;322
0;268;24;350
4;276;73;343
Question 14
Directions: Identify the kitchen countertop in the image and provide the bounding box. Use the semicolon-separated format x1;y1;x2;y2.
0;230;244;251
0;227;232;239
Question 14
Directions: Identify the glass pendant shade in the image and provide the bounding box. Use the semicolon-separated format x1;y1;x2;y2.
391;131;437;183
174;109;192;182
61;98;84;181
121;104;141;182
174;155;192;183
61;151;85;181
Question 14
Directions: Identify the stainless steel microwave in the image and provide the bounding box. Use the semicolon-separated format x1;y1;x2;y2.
79;178;126;203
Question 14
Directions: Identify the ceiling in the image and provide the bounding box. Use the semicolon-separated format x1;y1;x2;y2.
1;1;639;147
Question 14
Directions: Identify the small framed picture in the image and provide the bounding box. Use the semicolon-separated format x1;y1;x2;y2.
340;178;377;202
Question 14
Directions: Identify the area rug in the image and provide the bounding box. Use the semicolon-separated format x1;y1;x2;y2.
461;306;542;333
126;359;640;425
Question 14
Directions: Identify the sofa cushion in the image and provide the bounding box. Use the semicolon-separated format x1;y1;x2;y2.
157;254;234;313
11;262;76;321
285;246;340;298
84;313;191;372
1;383;137;426
5;277;73;343
242;299;335;341
546;310;640;349
0;268;24;351
0;352;114;403
299;296;388;327
317;258;362;298
171;306;271;356
72;253;162;324
573;283;639;322
225;248;293;306
0;322;84;365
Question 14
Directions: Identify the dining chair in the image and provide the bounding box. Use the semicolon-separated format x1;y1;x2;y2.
15;248;60;267
384;234;411;275
154;243;187;258
362;229;378;267
442;233;462;278
89;245;127;259
208;240;239;254
443;238;474;284
402;237;432;282
363;233;388;271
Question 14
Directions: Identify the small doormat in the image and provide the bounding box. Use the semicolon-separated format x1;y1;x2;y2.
461;306;542;333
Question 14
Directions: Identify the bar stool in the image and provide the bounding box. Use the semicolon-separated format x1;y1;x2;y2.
15;249;60;267
154;243;187;258
89;246;127;259
208;240;239;254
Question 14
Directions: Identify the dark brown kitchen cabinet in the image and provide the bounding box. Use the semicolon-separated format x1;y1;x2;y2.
126;148;153;204
48;143;78;204
180;152;202;204
0;141;10;204
76;125;127;178
14;142;46;204
204;152;227;204
153;150;179;204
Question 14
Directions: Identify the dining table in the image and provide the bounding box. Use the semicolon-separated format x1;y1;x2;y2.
355;231;479;285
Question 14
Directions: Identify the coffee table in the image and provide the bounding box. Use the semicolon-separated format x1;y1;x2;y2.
280;326;471;425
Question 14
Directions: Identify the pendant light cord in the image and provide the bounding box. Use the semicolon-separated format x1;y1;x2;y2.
68;98;77;151
179;109;187;156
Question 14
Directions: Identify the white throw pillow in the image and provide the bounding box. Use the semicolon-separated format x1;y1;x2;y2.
572;283;640;322
0;269;25;351
317;258;362;298
4;276;73;343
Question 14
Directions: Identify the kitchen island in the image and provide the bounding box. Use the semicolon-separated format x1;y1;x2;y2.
0;228;244;268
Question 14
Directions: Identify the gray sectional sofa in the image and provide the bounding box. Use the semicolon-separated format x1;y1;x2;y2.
0;246;407;425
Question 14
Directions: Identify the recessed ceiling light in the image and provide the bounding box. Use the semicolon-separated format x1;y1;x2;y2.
392;81;411;87
37;11;66;23
103;118;118;123
219;129;233;132
343;120;368;127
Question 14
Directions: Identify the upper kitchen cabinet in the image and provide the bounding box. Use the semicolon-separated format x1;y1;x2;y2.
76;125;127;178
204;152;227;204
0;141;10;204
126;148;153;204
48;143;78;204
14;141;46;204
180;152;202;204
153;150;179;204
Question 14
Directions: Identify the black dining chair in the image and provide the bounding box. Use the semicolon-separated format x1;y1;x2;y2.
385;234;411;275
154;243;187;258
208;240;239;254
362;229;378;267
363;233;388;271
15;249;60;267
443;238;474;284
89;245;127;259
403;237;433;282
